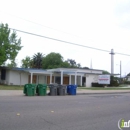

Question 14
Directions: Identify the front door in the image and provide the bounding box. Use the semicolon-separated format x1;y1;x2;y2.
63;77;69;85
47;76;54;84
28;75;37;84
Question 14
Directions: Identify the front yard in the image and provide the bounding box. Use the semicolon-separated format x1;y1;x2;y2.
1;84;130;90
0;85;24;90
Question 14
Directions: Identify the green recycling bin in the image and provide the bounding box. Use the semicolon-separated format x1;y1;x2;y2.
24;84;36;96
23;84;28;94
37;84;47;96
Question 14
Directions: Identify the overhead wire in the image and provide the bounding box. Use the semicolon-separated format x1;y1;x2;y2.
9;27;130;56
2;11;130;56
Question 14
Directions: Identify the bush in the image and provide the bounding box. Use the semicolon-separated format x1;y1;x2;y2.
123;81;130;84
108;80;119;87
91;82;104;87
108;76;119;87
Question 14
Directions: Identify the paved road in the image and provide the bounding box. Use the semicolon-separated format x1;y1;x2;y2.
0;93;130;130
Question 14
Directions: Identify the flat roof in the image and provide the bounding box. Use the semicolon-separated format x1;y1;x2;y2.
47;68;103;72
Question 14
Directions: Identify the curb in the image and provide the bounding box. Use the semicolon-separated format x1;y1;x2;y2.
77;92;130;95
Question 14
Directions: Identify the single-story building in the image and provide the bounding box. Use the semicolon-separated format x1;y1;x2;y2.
0;67;104;87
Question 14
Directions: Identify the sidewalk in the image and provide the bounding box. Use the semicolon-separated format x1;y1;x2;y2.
0;89;130;96
77;89;130;95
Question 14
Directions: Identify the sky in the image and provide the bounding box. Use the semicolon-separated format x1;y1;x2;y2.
0;0;130;76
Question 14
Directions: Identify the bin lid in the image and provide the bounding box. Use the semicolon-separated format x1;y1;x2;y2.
48;83;59;87
58;85;66;88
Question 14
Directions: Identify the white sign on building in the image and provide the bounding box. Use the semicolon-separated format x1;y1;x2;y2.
98;75;110;84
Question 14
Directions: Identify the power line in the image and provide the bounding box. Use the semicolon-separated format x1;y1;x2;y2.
0;10;83;39
2;11;130;54
9;27;130;56
10;27;110;52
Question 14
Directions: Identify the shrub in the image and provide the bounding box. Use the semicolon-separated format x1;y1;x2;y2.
123;81;130;84
91;82;104;87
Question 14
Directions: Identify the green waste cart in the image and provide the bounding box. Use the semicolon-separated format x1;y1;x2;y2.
23;84;36;96
37;84;47;96
23;84;28;94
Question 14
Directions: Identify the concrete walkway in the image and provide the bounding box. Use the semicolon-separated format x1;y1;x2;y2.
0;90;23;96
77;89;130;95
0;89;130;96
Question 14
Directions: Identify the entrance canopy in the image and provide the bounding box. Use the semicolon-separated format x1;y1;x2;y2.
23;69;53;75
47;68;103;85
23;69;53;84
11;67;103;85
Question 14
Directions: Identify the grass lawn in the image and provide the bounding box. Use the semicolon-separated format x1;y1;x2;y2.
0;85;24;90
1;84;130;90
0;85;50;90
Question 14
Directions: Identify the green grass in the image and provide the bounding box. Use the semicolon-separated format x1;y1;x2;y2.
0;85;50;90
0;85;24;90
1;85;130;90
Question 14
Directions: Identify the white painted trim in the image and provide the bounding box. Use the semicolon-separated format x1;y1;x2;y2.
75;72;77;85
61;71;63;85
54;76;55;83
19;72;21;86
85;76;87;87
50;74;52;84
31;73;33;84
69;75;71;84
80;75;82;86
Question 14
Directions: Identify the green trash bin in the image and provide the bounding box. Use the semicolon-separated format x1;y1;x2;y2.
23;84;28;95
23;84;27;94
26;84;36;96
37;84;47;96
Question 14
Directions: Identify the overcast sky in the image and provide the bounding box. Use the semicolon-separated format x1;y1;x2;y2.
0;0;130;76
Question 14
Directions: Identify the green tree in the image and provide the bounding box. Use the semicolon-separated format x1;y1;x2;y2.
32;52;44;69
7;60;17;68
77;63;81;68
61;61;71;68
66;59;81;68
0;23;22;65
21;56;31;68
127;73;130;76
82;67;89;69
42;52;63;69
67;59;77;67
103;70;110;74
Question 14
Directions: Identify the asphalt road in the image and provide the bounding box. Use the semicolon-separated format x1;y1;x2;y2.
0;94;130;130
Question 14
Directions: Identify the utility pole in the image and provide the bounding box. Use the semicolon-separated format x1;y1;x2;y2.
120;61;121;83
109;49;115;75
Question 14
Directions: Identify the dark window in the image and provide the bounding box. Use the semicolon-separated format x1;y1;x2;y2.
55;77;61;84
1;69;6;80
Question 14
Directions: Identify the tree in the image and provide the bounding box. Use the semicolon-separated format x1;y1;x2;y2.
21;56;31;68
66;59;81;68
67;59;77;67
77;63;81;68
32;52;44;69
82;67;89;69
127;73;130;76
61;61;71;68
0;23;22;65
103;70;110;74
7;60;17;68
42;52;63;69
